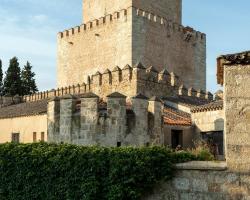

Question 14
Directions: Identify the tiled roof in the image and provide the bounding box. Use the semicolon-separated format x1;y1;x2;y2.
217;51;250;85
191;100;223;113
0;99;47;119
163;105;192;126
164;95;211;107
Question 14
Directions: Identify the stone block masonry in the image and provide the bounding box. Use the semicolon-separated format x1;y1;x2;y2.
83;0;182;24
224;64;250;173
57;4;206;90
47;92;166;147
22;63;212;105
132;7;206;90
78;93;99;145
57;8;132;88
144;162;250;200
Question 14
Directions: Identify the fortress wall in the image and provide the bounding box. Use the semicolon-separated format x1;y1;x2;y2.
144;165;250;200
83;0;181;24
132;8;206;90
23;65;212;103
57;8;132;88
58;6;205;90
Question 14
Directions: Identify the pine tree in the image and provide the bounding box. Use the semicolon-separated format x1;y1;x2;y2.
3;57;23;96
21;61;38;95
0;59;3;95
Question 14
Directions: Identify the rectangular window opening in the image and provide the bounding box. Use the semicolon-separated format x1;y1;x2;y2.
41;132;45;142
171;130;183;149
12;133;20;143
33;132;37;142
117;142;121;147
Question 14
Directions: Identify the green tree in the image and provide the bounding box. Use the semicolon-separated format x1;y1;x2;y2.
0;59;3;95
3;57;22;96
21;61;38;95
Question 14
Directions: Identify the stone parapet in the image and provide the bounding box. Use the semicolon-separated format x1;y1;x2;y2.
20;63;212;105
144;162;250;200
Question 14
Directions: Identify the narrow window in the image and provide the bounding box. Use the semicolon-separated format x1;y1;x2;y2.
117;142;121;147
41;132;45;142
33;132;37;142
11;133;20;143
171;130;183;149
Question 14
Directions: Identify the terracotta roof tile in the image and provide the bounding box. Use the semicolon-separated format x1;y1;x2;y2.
191;100;223;113
163;105;192;126
217;51;250;85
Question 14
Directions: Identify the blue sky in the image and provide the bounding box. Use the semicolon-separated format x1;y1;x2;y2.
0;0;249;93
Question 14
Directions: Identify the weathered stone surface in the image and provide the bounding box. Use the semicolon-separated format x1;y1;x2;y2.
224;64;250;172
176;161;227;171
47;99;60;142
58;3;206;91
173;178;190;190
144;163;250;200
83;0;182;24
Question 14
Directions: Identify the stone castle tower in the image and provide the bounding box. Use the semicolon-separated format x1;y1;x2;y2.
57;0;206;90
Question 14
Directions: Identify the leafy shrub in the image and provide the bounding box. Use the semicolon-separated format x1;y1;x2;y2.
187;140;215;161
0;143;210;200
170;151;198;163
0;143;174;200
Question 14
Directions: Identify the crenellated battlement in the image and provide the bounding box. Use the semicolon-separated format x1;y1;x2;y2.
21;63;212;104
58;8;128;39
57;4;206;90
58;6;205;43
135;7;205;42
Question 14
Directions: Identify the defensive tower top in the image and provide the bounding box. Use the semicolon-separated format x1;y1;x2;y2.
83;0;182;24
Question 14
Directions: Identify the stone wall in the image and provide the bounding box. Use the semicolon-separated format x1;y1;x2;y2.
57;8;132;87
83;0;182;24
224;64;250;173
24;65;211;103
132;8;206;90
58;6;206;90
144;161;250;200
47;92;164;146
192;109;224;132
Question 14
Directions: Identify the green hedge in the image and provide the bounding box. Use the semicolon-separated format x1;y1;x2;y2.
0;143;196;200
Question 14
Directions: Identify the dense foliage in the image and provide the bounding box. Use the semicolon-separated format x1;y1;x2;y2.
3;57;23;96
1;57;38;96
21;61;38;95
0;143;201;200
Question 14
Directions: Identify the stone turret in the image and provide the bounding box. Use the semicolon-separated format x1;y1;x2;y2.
148;96;163;145
60;94;77;143
58;0;206;90
106;92;127;146
79;92;99;145
131;94;150;146
47;97;60;142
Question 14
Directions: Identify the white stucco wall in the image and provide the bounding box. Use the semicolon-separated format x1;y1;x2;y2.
0;114;47;143
192;109;224;132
